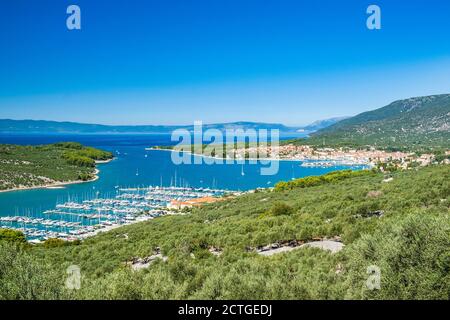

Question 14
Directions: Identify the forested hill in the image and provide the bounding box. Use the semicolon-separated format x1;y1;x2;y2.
0;142;113;191
305;94;450;149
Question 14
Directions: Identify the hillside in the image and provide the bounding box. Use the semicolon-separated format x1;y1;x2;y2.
1;165;448;299
0;119;301;135
0;142;113;191
305;94;450;150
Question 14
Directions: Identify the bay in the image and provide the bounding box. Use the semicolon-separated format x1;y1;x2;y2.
0;133;364;218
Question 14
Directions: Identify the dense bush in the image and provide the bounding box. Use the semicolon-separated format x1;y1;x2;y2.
274;169;375;191
43;238;69;248
0;229;26;244
268;202;295;216
75;147;113;161
62;152;96;167
343;214;450;300
61;145;112;167
78;173;94;181
0;243;65;299
53;142;83;150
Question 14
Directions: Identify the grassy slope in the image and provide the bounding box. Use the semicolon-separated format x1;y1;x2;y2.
2;165;447;299
0;143;113;191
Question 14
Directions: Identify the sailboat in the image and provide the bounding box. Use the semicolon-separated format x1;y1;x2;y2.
136;169;139;176
241;163;245;176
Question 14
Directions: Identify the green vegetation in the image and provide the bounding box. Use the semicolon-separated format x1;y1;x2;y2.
0;243;66;300
343;214;449;299
267;202;294;216
434;150;450;163
158;141;275;159
0;165;448;299
0;143;112;191
287;94;450;151
274;169;376;191
0;228;26;244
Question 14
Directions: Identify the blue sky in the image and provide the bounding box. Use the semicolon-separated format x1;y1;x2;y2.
1;0;450;125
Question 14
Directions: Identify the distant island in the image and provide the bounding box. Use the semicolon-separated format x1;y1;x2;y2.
0;142;113;192
0;118;344;135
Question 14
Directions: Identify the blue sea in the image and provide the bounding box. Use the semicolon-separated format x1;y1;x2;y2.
0;133;364;218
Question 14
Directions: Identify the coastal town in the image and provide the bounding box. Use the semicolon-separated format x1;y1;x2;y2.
228;144;450;169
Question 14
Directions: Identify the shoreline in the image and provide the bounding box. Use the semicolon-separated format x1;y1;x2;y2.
0;158;113;194
0;170;100;194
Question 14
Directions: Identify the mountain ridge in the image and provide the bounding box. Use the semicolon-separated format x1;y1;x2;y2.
307;94;450;149
0;118;343;135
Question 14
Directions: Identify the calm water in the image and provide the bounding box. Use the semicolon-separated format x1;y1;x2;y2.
0;133;364;217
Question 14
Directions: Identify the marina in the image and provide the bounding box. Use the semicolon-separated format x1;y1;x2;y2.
0;186;231;242
300;160;368;168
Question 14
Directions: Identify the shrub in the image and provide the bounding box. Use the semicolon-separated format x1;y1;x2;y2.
43;238;68;248
274;169;374;191
78;173;93;181
62;152;95;167
53;142;83;150
269;202;294;216
343;213;450;300
0;229;26;244
0;243;65;299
